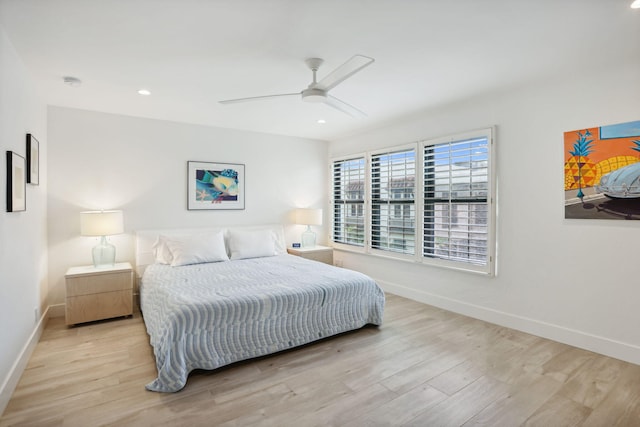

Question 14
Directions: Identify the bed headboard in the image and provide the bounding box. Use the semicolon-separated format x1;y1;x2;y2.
135;224;287;277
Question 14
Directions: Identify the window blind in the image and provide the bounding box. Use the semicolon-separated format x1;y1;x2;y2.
332;157;365;246
371;148;416;255
423;136;489;265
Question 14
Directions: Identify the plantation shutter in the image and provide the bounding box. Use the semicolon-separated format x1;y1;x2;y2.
423;136;490;265
370;148;416;255
332;157;366;246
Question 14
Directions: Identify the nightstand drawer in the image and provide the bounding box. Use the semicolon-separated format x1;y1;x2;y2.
66;290;133;325
300;250;333;264
66;271;132;297
65;262;134;325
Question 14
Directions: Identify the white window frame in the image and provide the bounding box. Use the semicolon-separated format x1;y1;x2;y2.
368;143;417;261
329;127;496;275
330;154;368;252
420;128;496;275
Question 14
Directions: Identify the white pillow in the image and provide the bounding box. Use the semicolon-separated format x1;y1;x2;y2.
152;235;174;265
163;231;229;267
227;229;277;260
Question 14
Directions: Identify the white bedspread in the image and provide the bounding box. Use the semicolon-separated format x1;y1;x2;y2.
140;254;385;392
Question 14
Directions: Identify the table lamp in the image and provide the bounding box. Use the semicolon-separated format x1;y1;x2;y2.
295;208;322;248
80;210;124;267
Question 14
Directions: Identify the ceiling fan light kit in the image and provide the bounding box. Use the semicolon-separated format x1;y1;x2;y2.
219;54;374;118
301;88;326;103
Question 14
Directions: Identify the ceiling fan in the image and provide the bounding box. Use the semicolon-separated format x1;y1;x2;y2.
219;54;375;118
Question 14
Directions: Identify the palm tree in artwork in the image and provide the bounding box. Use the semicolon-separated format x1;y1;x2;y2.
569;130;595;199
631;139;640;157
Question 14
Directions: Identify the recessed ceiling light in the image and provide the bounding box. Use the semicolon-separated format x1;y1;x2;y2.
632;0;640;8
62;76;82;87
317;119;326;124
137;89;151;96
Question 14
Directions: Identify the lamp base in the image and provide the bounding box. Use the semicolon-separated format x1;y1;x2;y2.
92;236;116;267
301;225;316;248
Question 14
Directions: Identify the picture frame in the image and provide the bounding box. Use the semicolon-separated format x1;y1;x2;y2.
6;151;26;212
26;133;39;185
187;161;245;210
564;119;640;220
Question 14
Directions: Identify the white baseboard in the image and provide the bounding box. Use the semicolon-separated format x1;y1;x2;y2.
0;305;50;417
379;279;640;366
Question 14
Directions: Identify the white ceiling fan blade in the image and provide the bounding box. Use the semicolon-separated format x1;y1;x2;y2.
219;93;299;104
325;95;367;118
316;55;374;91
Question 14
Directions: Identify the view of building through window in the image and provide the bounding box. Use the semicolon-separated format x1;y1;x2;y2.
332;157;365;246
424;136;489;265
371;148;416;255
331;128;493;273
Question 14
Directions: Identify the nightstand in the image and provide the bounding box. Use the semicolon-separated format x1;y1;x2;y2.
287;245;334;265
65;262;134;325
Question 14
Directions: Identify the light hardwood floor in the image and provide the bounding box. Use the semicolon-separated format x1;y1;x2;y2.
2;293;640;426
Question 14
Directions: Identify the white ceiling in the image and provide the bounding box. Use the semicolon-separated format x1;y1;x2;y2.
1;0;638;141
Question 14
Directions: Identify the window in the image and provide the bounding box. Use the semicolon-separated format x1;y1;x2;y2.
332;157;365;246
371;148;416;255
331;128;494;274
423;133;491;268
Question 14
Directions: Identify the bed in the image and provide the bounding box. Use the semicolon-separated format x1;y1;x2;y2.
136;225;385;392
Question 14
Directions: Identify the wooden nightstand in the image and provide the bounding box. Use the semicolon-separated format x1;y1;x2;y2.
65;262;134;325
287;245;334;265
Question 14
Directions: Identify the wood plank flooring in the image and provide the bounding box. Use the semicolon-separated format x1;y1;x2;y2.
2;293;640;426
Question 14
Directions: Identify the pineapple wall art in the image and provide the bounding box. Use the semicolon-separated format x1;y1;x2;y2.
564;120;640;220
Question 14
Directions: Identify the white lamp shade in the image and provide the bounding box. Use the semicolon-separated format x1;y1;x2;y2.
295;208;323;226
80;210;124;236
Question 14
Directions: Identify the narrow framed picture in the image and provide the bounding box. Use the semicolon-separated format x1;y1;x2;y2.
6;151;26;212
187;161;245;210
26;133;39;185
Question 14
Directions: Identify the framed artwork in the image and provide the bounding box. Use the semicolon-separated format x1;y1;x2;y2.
187;161;245;210
564;119;640;220
6;151;26;212
26;133;39;185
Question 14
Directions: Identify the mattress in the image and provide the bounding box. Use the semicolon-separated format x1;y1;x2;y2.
140;254;385;392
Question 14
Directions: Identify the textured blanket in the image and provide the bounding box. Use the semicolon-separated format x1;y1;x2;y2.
140;254;385;392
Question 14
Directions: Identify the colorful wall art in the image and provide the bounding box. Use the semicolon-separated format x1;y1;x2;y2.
187;161;245;210
564;120;640;220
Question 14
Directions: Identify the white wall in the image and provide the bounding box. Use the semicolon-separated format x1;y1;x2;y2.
329;60;640;364
47;107;328;305
0;26;48;411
